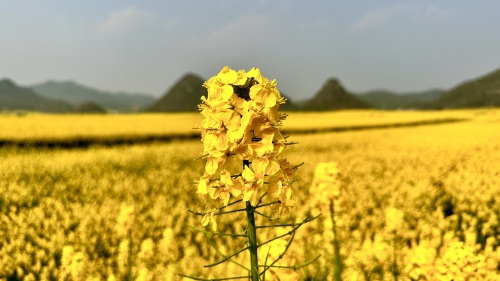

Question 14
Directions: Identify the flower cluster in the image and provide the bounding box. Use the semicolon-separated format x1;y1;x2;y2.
312;162;340;205
196;66;298;229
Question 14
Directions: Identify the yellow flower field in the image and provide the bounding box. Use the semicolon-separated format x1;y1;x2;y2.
0;109;492;144
0;113;202;142
0;109;499;280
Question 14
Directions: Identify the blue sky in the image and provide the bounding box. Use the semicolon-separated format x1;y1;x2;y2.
1;0;499;100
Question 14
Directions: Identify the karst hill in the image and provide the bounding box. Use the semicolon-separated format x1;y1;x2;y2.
302;78;371;111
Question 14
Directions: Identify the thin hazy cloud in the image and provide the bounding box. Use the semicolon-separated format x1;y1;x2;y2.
349;3;454;32
203;14;276;46
98;7;152;33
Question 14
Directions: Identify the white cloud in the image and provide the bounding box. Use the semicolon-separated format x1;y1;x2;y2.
349;3;454;32
98;7;151;33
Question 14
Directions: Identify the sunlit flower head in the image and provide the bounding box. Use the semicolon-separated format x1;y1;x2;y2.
195;66;297;228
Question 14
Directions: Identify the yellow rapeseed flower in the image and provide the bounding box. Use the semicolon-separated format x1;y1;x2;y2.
196;66;296;228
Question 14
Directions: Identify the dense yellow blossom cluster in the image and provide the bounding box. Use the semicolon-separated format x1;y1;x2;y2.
310;162;344;280
196;66;297;229
405;240;500;281
312;162;340;205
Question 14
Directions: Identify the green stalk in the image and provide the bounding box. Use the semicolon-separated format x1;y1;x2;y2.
126;229;133;281
329;200;342;281
246;201;259;281
243;159;259;281
392;237;399;281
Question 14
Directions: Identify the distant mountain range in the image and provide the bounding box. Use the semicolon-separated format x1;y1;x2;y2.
355;69;500;109
145;68;500;111
431;68;500;109
32;80;155;112
355;89;445;109
1;68;500;113
0;79;73;112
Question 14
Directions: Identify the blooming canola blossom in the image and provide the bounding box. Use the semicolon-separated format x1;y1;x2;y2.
196;66;298;229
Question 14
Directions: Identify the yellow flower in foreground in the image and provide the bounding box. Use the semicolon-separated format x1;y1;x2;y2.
242;165;264;206
196;66;297;228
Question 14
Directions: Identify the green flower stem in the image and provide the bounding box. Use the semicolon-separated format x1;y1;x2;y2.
126;229;133;281
259;254;322;270
246;201;259;281
392;237;399;281
244;159;260;281
259;230;296;278
205;246;249;268
206;237;250;272
187;225;247;237
329;200;343;281
178;273;250;281
256;214;320;229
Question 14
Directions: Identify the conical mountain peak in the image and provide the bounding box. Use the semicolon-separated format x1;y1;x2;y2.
148;73;207;112
303;77;370;110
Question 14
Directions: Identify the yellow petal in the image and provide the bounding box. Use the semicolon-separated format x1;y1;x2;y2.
250;142;274;158
220;84;234;101
251;158;269;178
242;165;255;181
268;179;282;197
205;157;218;175
262;89;277;108
263;105;280;123
208;182;218;199
255;125;275;141
233;70;248;86
229;178;243;197
233;144;253;160
228;129;244;144
217;109;241;131
211;215;218;231
197;179;208;195
286;187;293;200
273;143;285;156
230;93;248;115
221;191;230;206
243;189;254;202
201;214;210;226
245;67;263;85
218;66;238;84
220;170;233;186
249;191;259;206
266;159;280;176
214;133;228;151
249;84;263;100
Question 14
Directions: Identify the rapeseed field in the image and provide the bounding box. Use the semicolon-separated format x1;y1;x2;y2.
0;109;499;280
